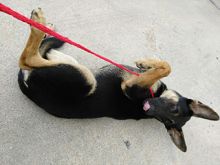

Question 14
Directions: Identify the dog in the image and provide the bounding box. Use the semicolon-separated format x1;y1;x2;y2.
18;8;219;152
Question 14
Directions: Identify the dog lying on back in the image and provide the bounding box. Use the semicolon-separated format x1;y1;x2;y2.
18;8;219;152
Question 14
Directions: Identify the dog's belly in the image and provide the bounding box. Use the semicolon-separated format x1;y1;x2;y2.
75;76;144;119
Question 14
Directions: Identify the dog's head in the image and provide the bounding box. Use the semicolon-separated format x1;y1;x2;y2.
143;89;219;152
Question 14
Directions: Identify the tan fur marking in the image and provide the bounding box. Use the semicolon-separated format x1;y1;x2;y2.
78;64;97;96
152;80;162;92
161;90;179;102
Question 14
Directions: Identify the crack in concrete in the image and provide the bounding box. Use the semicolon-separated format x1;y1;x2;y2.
209;0;220;10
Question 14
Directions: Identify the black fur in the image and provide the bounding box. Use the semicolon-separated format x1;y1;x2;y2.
18;64;166;119
39;37;64;58
18;37;167;119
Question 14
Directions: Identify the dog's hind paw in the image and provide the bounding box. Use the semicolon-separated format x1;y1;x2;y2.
31;8;45;24
30;8;46;35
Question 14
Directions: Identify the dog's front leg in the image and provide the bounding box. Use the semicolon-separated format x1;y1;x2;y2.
121;58;171;91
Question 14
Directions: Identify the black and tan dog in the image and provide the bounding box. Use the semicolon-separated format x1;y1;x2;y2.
18;8;219;152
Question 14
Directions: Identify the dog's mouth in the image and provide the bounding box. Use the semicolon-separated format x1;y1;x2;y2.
143;101;151;112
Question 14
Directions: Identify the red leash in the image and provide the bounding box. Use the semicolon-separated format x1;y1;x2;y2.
0;3;138;76
0;3;154;98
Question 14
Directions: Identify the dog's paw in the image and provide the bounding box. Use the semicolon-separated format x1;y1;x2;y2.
30;8;46;35
135;58;161;70
31;8;45;24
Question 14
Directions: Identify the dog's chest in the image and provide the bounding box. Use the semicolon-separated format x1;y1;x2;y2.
152;81;167;97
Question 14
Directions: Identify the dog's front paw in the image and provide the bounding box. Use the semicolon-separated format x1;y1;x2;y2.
135;58;161;70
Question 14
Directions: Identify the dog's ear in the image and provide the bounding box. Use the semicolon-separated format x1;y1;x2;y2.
187;99;219;121
167;127;187;152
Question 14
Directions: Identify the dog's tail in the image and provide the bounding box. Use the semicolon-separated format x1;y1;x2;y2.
39;37;65;58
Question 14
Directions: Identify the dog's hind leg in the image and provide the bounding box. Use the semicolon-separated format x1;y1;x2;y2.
121;58;171;91
19;8;61;70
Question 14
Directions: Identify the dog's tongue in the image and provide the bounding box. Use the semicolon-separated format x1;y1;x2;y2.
143;101;150;111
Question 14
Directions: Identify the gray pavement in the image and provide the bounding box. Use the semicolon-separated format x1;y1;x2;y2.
0;0;220;164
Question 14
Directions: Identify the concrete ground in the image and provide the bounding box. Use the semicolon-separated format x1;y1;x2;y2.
0;0;220;164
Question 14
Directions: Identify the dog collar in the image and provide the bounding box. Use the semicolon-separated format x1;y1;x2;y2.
149;87;154;98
